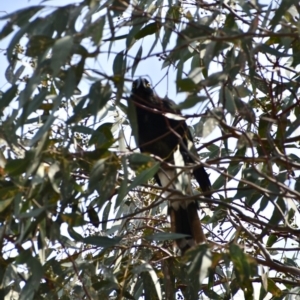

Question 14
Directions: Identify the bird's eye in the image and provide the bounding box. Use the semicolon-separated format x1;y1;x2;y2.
146;82;151;87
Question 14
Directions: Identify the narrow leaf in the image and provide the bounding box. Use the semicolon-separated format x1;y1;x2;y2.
51;36;74;75
83;236;122;248
113;51;125;76
176;95;207;110
135;22;161;40
128;162;160;191
145;232;190;241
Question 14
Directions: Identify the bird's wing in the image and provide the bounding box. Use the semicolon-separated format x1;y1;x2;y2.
182;128;211;197
131;83;211;253
160;97;212;197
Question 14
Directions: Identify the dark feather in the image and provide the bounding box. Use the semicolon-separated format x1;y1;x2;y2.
130;77;211;253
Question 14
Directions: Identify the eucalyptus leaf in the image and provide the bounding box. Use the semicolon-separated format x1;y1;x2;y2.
145;232;190;241
83;236;122;248
51;36;74;75
128;162;160;191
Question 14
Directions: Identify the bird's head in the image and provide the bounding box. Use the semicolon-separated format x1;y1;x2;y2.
131;77;154;97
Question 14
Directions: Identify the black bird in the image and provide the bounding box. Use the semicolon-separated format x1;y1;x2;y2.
130;77;211;253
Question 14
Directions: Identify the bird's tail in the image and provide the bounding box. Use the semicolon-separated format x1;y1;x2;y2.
169;201;206;254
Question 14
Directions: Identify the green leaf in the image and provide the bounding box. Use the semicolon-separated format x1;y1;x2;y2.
89;15;106;45
235;98;255;123
115;156;129;208
135;22;161;40
67;226;85;241
295;177;300;193
0;6;43;25
26;35;54;57
237;132;256;149
243;167;260;181
139;263;162;300
162;27;173;51
292;39;300;67
266;234;278;248
89;81;112;118
177;23;214;47
0;85;18;112
203;41;217;70
270;0;296;29
132;45;143;77
90;122;114;146
228;278;240;299
201;71;228;87
19;207;46;219
255;44;290;58
233;84;251;98
87;206;100;228
265;279;282;297
259;195;269;213
5;65;14;85
222;87;236;115
5;65;25;85
128;162;160;191
0;198;14;213
101;201;112;231
127;99;139;145
113;52;126;102
29;113;56;147
250;73;269;94
269;197;286;225
6;18;38;63
167;6;180;23
213;162;242;190
111;0;129;17
176;78;197;92
83;236;122;248
145;232;190;241
175;95;207;110
18;89;48;127
224;13;237;30
113;51;126;76
89;157;118;206
203;41;229;70
147;26;160;56
19;256;43;300
72;125;94;135
203;289;223;300
51;36;74;75
126;19;145;49
13;65;25;84
5;152;34;176
128;153;155;169
284;257;298;268
285;116;300;138
230;244;256;299
0;21;14;41
186;244;212;284
47;5;75;37
194;107;223;138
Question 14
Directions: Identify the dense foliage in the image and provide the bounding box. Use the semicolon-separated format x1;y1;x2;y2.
0;0;300;299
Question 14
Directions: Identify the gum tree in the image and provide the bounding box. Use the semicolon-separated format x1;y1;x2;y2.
0;0;300;299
